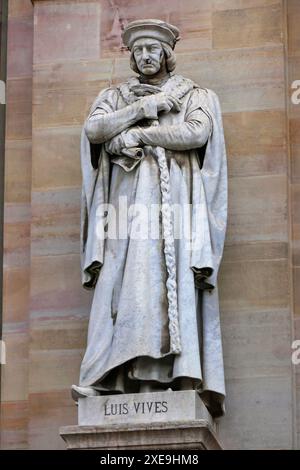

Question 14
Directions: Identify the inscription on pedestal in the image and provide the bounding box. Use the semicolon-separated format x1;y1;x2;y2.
78;391;214;428
104;399;168;416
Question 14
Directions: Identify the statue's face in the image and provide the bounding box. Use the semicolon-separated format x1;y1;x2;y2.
132;38;164;75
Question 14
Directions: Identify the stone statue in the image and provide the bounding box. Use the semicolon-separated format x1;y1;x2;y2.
72;19;227;418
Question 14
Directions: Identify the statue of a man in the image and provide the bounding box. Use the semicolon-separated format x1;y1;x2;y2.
72;19;227;418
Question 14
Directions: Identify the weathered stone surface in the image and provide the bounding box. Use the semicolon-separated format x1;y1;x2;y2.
224;110;286;178
219;374;293;449
226;175;287;243
212;5;282;49
1;0;33;452
219;258;289;312
0;401;28;450
31;188;81;256
7;15;33;78
3;266;30;324
1;332;28;402
29;349;83;394
29;390;76;450
5;140;32;203
60;421;222;450
9;0;33;19
287;0;300;58
30;254;90;320
32;127;81;190
288;0;300;447
213;0;281;9
33;2;101;64
220;308;292;380
3;203;31;268
295;317;300;449
6;78;32;140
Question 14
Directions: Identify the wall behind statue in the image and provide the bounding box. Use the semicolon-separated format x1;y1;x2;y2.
1;0;299;449
1;0;32;449
288;0;300;449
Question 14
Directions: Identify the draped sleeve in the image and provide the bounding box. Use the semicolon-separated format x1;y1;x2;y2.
80;88;118;288
190;89;228;289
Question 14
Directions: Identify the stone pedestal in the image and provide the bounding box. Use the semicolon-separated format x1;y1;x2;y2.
60;391;223;450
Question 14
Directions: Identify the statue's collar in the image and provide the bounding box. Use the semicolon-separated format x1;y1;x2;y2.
118;74;197;105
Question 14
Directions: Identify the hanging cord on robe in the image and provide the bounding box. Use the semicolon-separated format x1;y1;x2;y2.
122;82;184;355
154;142;181;354
118;78;198;354
122;118;182;354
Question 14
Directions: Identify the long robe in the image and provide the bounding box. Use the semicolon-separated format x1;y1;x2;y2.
79;74;227;418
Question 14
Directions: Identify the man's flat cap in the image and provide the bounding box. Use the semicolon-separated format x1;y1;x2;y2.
122;19;180;50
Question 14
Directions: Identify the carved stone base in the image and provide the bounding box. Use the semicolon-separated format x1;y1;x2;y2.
60;391;223;450
60;421;222;450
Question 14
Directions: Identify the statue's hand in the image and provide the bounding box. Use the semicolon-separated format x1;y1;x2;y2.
105;133;125;155
121;128;142;148
151;92;181;113
105;128;142;155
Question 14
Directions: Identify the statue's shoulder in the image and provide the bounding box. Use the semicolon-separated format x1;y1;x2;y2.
89;86;120;115
188;84;222;114
93;85;120;103
190;83;219;101
199;87;220;102
168;75;217;104
198;88;222;116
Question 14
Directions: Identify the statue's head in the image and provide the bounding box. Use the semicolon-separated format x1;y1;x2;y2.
122;19;180;76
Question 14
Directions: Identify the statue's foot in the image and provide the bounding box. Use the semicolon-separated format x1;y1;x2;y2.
71;384;100;401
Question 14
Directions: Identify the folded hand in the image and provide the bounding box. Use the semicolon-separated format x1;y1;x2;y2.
105;128;142;155
145;92;181;113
